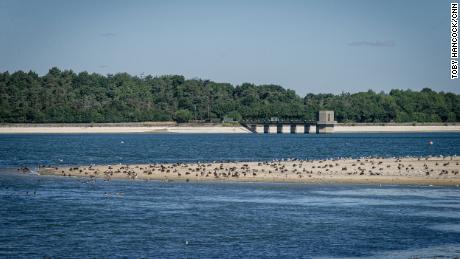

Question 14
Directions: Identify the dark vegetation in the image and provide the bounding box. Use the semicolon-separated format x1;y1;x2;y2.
0;68;459;123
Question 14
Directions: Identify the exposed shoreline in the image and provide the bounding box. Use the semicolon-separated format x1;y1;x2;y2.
1;123;460;134
36;156;460;186
334;124;460;133
0;124;249;134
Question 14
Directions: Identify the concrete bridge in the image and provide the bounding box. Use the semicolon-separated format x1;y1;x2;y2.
241;111;337;134
241;121;317;134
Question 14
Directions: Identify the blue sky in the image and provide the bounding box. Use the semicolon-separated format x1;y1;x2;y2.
0;0;457;95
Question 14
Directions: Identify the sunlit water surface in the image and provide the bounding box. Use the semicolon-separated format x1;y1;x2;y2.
1;133;460;258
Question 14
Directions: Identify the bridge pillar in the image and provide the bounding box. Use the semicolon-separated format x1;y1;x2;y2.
290;124;296;134
263;124;270;134
277;124;283;134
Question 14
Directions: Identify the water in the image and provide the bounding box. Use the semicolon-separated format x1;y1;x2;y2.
0;133;459;168
1;133;460;258
1;172;460;258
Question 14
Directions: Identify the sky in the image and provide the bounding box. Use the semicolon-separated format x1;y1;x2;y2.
0;0;457;95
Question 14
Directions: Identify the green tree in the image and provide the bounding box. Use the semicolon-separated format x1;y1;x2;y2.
0;68;458;123
174;109;193;123
225;111;242;121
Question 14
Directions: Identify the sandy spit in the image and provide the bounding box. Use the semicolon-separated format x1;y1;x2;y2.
35;156;460;186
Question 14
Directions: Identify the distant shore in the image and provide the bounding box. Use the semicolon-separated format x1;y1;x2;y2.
36;156;460;186
334;123;460;133
0;122;459;134
0;122;250;134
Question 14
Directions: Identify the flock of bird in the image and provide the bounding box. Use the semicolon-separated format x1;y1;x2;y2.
33;155;460;182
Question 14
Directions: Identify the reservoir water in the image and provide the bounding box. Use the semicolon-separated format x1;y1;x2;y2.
0;133;459;168
1;133;460;258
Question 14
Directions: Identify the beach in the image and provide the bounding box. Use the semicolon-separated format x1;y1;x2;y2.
0;124;250;134
37;156;460;185
334;124;460;133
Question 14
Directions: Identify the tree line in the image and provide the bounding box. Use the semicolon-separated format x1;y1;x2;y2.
0;68;459;123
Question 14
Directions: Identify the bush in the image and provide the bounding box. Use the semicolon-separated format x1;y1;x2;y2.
174;109;193;123
224;111;242;122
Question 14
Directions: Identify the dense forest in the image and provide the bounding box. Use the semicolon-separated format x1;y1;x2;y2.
0;68;459;123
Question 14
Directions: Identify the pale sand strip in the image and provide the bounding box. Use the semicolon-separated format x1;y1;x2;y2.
335;125;460;133
37;156;460;186
166;126;249;133
1;124;459;134
0;126;250;134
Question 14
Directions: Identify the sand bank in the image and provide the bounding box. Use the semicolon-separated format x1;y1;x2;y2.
37;156;460;186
